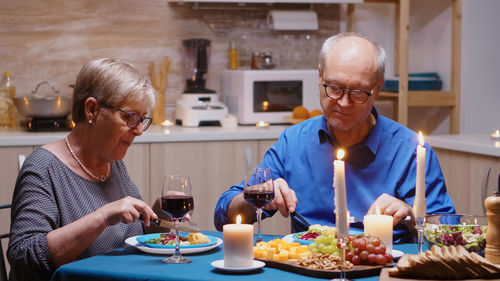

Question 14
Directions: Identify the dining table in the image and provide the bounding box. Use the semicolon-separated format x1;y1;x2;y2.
51;231;418;281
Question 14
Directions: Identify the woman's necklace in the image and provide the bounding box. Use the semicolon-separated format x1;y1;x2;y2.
65;137;109;182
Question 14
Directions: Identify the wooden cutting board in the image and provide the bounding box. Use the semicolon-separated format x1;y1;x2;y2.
257;258;392;279
379;268;494;281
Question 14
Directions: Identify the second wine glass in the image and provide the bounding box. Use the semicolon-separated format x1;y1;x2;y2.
243;167;275;244
161;175;194;264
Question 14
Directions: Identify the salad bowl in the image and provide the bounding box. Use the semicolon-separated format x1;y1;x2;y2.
423;214;487;253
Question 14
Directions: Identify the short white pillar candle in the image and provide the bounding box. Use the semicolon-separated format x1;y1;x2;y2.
364;212;393;253
223;215;254;268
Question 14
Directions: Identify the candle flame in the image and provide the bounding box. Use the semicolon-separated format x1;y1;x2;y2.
375;206;381;215
236;215;242;225
336;149;345;160
418;131;424;146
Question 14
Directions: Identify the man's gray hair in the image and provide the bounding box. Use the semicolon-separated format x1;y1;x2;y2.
318;32;386;81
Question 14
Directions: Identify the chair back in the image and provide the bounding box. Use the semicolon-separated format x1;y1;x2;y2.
0;203;10;281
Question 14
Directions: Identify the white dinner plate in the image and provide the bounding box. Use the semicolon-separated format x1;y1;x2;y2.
125;235;222;255
282;229;363;245
391;249;404;259
211;259;265;272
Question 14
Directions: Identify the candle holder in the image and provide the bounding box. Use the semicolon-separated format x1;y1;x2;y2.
415;216;425;253
331;235;352;281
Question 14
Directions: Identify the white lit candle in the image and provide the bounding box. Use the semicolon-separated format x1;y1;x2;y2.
334;149;349;237
491;129;500;140
223;215;254;268
256;120;270;128
161;120;173;127
364;206;393;253
414;131;426;218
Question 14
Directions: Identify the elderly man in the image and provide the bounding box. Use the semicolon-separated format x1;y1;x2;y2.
214;32;455;242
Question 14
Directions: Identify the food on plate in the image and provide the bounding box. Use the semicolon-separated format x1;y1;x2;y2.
145;232;210;246
188;232;210;245
309;109;323;118
253;238;311;261
423;223;487;252
295;224;337;242
292;106;309;119
388;245;500;279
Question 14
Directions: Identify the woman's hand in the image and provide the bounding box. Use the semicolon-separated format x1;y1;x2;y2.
97;196;158;227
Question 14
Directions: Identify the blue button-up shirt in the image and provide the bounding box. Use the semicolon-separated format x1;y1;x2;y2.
214;108;455;242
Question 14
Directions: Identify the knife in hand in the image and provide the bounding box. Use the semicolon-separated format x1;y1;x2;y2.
139;215;200;233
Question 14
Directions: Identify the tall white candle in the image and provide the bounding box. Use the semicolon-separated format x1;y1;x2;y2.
364;207;393;253
334;149;349;237
223;215;254;268
414;131;426;218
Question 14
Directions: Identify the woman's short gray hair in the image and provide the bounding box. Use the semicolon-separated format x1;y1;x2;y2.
318;32;386;81
72;58;156;123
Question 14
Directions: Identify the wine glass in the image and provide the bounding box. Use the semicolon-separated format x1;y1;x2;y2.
161;175;194;264
243;167;274;244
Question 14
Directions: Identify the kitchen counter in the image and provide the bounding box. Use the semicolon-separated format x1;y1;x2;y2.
0;125;289;147
427;134;500;157
1;127;498;158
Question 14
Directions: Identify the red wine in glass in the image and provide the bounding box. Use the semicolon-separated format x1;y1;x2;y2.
244;167;274;244
161;195;194;219
161;175;193;264
243;190;274;209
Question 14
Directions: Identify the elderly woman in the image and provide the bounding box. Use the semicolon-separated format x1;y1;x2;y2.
7;58;159;281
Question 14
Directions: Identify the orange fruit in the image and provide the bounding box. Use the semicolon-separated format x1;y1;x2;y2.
309;109;323;118
292;106;309;119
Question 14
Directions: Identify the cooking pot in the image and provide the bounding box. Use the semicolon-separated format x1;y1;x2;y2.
13;81;72;118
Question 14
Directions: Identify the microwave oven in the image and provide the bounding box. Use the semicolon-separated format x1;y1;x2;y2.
221;69;321;125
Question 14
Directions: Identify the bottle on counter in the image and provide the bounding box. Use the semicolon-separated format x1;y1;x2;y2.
484;175;500;264
228;40;239;70
0;71;17;128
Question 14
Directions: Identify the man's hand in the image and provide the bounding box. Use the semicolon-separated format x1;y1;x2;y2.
366;193;414;225
264;178;298;217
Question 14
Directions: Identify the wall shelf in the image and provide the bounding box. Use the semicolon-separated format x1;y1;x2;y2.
348;0;462;134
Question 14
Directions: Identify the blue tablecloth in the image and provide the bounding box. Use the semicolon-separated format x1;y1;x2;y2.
51;231;418;281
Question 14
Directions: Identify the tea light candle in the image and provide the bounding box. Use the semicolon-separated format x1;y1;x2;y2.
161;120;173;127
256;120;270;128
334;149;349;237
223;215;254;268
364;208;393;253
414;131;426;218
491;129;500;140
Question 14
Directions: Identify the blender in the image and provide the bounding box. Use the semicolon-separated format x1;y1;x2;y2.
175;38;228;127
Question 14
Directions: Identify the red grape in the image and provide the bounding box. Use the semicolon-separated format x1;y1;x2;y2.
374;246;386;255
366;243;375;253
384;252;393;262
353;247;361;255
351;255;361;265
375;254;387;265
359;250;369;261
345;252;354;261
367;253;377;264
357;238;367;251
370;237;381;247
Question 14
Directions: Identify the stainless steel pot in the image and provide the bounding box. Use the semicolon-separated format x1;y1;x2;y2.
13;81;72;118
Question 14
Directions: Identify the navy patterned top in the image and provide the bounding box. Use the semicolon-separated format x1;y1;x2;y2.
7;148;144;281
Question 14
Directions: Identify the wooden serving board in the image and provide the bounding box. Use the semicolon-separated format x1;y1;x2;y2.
379;268;494;281
257;258;393;279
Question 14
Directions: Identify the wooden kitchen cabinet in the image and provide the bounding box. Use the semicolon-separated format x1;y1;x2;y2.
348;0;461;134
149;140;259;231
0;146;35;273
434;148;500;216
122;143;151;205
147;139;291;234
